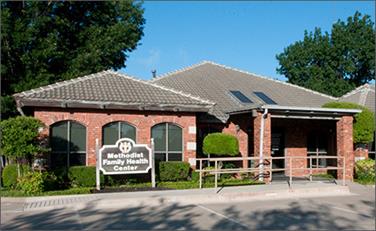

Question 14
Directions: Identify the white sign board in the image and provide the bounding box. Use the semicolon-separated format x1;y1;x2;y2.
99;138;152;175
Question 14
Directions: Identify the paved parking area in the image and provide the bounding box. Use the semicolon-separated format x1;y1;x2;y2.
1;182;374;230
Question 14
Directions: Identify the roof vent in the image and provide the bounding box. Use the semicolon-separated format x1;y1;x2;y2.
151;70;157;78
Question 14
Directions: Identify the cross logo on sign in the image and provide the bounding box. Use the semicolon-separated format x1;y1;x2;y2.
119;141;132;153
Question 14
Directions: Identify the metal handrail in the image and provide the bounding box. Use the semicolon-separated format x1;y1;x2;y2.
196;155;346;189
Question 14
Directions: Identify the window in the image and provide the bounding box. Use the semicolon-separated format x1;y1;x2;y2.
151;123;183;161
253;92;277;105
102;122;136;145
229;90;253;103
50;121;86;168
307;132;328;167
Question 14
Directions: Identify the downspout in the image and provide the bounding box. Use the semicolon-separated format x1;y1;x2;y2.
259;108;268;181
17;106;25;116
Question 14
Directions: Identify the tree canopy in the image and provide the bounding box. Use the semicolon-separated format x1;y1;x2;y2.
276;11;375;97
1;1;145;118
322;102;375;144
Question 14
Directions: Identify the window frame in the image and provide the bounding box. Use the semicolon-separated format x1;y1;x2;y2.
152;123;183;162
102;121;137;145
50;120;87;168
307;132;328;168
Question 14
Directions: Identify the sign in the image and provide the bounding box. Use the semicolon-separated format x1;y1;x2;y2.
99;138;152;175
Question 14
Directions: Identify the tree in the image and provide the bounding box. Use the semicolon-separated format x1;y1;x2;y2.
0;116;46;176
322;102;375;144
276;11;375;97
1;1;145;118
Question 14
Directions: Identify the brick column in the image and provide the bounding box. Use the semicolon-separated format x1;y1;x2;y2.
253;112;271;179
336;116;354;181
223;122;249;168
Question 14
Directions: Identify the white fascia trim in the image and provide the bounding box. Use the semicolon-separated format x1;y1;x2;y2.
262;105;361;114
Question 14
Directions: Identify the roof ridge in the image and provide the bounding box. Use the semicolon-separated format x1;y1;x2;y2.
340;83;374;99
109;71;216;105
150;61;210;82
203;61;338;100
15;70;111;97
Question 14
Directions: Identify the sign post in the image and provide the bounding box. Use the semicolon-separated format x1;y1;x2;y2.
95;139;100;190
151;138;156;188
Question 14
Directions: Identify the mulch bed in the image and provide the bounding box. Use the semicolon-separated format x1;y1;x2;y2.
91;187;172;194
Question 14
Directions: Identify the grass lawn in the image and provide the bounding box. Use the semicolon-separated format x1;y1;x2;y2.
0;178;264;197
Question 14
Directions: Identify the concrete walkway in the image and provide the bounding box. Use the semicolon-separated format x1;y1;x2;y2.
2;180;353;212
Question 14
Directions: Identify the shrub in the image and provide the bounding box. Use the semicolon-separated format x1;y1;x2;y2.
322;102;375;144
355;159;375;183
158;161;190;181
68;166;103;187
203;133;239;156
104;174;148;186
16;171;57;195
51;167;69;189
2;164;30;188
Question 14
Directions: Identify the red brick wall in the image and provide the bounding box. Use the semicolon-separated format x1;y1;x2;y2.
337;116;354;180
222;114;253;168
34;108;197;167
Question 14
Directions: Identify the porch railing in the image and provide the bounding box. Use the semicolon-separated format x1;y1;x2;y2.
195;155;346;189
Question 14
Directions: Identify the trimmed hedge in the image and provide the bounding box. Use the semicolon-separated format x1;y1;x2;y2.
355;159;375;183
322;102;375;144
68;166;104;187
203;133;239;156
2;164;30;188
158;161;190;181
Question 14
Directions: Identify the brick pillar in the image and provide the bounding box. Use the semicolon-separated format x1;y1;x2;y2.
336;116;354;181
253;112;271;180
223;122;248;168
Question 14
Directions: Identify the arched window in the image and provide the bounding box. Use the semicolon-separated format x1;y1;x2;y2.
50;121;86;168
102;121;136;145
151;123;183;161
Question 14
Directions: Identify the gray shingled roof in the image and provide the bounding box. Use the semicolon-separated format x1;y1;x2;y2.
152;61;336;122
340;84;375;112
14;70;214;112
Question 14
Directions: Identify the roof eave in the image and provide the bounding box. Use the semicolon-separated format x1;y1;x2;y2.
15;98;212;113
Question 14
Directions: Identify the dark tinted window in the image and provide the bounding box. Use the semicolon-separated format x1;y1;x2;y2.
253;92;277;105
230;91;253;103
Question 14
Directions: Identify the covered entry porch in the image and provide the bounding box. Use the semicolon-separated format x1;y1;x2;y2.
227;105;360;181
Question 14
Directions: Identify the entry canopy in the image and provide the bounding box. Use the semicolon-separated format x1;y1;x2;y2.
227;105;361;120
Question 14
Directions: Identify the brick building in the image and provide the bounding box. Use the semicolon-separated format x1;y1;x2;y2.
14;61;361;180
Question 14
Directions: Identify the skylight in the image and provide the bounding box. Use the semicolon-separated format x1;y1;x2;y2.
229;90;253;104
253;91;277;105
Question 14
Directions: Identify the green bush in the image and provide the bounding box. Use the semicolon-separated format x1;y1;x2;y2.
203;133;239;156
68;166;103;187
0;116;47;162
158;161;190;181
2;164;30;188
104;174;148;186
17;171;58;194
355;159;375;183
51;167;69;189
322;102;375;144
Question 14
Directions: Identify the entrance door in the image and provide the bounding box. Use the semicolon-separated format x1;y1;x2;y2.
271;129;285;171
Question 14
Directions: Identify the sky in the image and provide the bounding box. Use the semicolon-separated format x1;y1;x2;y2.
119;1;375;81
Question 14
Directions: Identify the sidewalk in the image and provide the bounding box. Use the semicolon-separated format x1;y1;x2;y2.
2;180;354;212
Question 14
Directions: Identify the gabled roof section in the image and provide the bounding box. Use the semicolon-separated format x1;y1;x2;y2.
14;70;215;112
152;61;336;122
339;83;375;112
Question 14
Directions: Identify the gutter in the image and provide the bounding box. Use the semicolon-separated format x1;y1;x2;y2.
259;108;268;182
261;105;361;114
